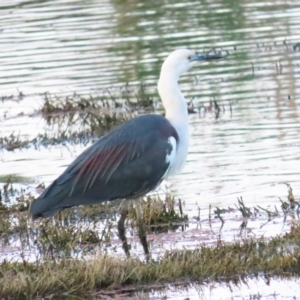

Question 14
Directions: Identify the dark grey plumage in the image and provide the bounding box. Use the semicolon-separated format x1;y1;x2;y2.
30;49;225;221
30;114;178;219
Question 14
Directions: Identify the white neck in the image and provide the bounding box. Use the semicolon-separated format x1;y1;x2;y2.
157;67;189;176
157;71;188;129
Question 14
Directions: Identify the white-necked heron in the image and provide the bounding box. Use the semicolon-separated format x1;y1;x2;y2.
30;49;223;255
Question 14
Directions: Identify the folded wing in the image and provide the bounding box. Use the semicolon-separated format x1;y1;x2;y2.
30;115;178;218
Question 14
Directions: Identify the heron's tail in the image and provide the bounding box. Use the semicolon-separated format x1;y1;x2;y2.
29;196;62;220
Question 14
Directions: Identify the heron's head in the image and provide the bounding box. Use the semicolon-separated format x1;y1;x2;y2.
160;49;223;79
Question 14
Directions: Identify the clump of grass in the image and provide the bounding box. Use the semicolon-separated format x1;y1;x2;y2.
0;174;34;184
36;220;103;256
212;183;299;231
127;194;188;233
1;224;300;299
235;196;252;217
124;82;154;108
1;85;155;151
0;180;34;213
0;180;116;254
13;192;34;212
2;177;300;299
31;194;187;257
0;90;24;102
0;118;131;151
40;87;154;136
41;84;154;116
0;132;27;151
0;194;8;212
0;130;93;151
30;206;115;257
279;183;300;220
0;215;11;237
74;200;121;222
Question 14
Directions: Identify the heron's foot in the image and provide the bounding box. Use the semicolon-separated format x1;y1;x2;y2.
117;209;130;257
137;216;149;257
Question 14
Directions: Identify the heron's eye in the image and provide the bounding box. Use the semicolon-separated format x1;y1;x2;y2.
188;55;192;61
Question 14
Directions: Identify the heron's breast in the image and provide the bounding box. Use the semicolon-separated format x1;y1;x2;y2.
164;132;189;178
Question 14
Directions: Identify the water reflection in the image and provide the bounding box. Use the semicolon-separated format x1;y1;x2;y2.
150;276;300;299
0;1;299;220
1;4;300;297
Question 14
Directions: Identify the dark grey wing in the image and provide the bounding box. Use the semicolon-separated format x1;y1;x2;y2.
30;115;178;219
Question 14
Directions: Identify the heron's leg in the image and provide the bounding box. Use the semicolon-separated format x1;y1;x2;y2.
135;199;149;256
117;203;130;257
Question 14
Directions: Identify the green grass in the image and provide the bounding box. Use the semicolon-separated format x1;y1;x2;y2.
0;175;35;184
1;226;300;299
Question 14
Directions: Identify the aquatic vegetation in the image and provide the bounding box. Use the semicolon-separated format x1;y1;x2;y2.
41;83;154;115
0;179;187;257
0;174;35;184
1;224;300;299
129;194;188;233
0;177;300;299
0;85;156;152
0;132;28;151
0;177;299;298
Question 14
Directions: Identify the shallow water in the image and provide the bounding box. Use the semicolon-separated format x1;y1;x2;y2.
149;276;300;299
1;0;299;207
1;0;300;297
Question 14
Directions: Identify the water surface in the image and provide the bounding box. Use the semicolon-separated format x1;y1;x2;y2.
0;0;300;297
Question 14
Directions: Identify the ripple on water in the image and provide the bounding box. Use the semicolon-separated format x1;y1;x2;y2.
0;2;300;297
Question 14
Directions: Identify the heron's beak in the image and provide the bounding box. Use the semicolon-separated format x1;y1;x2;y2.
193;50;227;61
